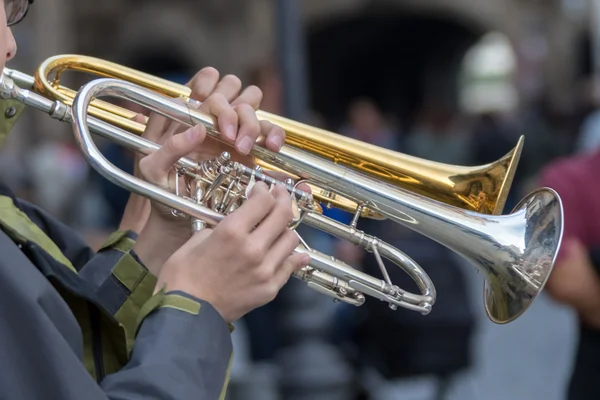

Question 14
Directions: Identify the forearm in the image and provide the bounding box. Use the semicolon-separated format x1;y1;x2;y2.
132;215;191;276
119;192;150;234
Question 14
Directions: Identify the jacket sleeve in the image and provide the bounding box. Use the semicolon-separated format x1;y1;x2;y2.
16;199;159;347
0;249;234;400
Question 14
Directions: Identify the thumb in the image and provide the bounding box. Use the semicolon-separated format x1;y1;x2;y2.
139;124;206;185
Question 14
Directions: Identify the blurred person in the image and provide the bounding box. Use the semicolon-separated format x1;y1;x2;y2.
342;97;401;150
405;103;471;166
574;77;600;155
538;148;600;400
0;1;309;399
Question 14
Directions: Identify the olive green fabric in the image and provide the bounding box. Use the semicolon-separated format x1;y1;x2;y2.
112;252;158;355
98;230;136;253
0;196;77;272
0;99;25;148
134;287;201;336
219;352;235;400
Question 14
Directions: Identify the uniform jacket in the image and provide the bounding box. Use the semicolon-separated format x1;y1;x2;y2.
0;98;234;399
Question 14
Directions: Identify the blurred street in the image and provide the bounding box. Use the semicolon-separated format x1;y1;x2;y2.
228;256;578;400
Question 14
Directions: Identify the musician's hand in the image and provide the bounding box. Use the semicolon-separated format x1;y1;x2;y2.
121;67;285;234
133;124;310;276
545;238;600;329
155;182;311;323
142;67;285;164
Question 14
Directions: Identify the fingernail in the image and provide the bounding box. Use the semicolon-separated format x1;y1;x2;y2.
269;135;283;151
224;125;236;140
237;136;253;154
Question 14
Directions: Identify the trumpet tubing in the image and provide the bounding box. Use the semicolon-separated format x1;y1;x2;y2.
0;55;564;324
30;55;521;217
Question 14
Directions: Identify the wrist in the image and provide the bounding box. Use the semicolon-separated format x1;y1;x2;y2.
120;194;151;233
134;215;191;276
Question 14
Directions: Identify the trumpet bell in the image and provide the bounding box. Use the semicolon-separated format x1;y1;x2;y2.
482;188;563;324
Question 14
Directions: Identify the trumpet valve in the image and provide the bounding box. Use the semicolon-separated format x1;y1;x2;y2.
293;267;366;307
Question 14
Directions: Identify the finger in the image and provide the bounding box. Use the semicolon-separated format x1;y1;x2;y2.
131;113;147;125
265;229;305;280
232;85;263;110
234;104;261;155
220;181;275;232
213;74;243;102
200;94;238;142
188;67;220;101
274;252;311;287
251;184;294;246
260;120;285;152
138;124;206;186
143;111;170;142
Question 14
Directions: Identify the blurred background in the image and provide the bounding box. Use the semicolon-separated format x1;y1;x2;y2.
4;0;600;399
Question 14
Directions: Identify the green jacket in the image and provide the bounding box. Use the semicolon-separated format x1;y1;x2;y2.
0;99;234;399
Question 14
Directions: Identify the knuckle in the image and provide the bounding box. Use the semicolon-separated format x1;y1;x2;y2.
253;182;271;199
225;107;239;121
286;230;300;248
216;220;242;242
245;85;263;105
245;243;266;266
223;74;242;89
262;191;277;209
279;205;294;225
161;136;180;155
137;157;152;180
200;66;219;79
205;92;226;107
276;193;293;218
191;67;219;97
266;281;282;301
253;266;272;285
236;103;254;114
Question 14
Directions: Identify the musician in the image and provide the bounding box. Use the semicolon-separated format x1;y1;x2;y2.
0;0;309;399
538;148;600;399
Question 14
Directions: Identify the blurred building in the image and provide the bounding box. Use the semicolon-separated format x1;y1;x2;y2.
11;0;593;125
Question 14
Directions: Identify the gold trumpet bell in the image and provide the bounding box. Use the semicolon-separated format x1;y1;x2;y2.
482;188;563;324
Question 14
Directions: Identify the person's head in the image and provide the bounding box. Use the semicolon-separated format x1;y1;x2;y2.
347;98;384;137
0;0;33;69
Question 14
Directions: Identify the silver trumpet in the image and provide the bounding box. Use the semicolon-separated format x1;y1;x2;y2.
0;56;563;324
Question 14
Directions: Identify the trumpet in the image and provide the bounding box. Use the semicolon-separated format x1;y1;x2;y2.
0;55;563;324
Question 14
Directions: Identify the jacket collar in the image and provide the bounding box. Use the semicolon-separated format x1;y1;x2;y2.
0;98;25;148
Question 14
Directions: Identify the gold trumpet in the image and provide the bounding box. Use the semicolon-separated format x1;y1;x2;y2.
0;55;563;324
31;55;521;217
